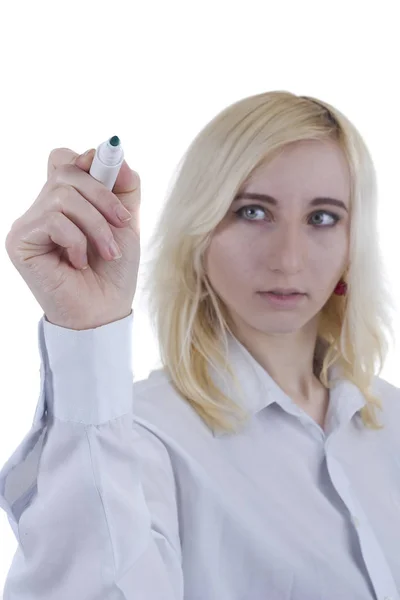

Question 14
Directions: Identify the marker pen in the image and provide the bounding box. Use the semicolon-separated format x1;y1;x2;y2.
89;135;124;191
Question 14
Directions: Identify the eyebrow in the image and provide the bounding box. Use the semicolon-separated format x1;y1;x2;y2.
233;192;348;212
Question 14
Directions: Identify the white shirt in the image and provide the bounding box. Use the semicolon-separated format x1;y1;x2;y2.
1;309;400;600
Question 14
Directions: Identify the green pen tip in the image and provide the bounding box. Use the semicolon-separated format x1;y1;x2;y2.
109;135;120;147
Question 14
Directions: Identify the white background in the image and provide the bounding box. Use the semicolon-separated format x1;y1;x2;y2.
1;0;400;595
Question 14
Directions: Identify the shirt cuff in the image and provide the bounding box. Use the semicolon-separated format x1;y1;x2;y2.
39;309;134;425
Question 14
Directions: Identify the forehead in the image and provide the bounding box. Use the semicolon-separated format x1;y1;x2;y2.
243;139;351;200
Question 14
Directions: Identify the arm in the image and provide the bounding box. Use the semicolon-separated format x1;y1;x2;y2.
0;312;183;599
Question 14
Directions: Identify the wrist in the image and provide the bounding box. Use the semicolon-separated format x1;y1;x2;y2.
45;309;133;331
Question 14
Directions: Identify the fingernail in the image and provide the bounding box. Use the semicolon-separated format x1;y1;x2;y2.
116;205;132;222
109;240;122;259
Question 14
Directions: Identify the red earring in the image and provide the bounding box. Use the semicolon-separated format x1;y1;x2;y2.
334;279;347;296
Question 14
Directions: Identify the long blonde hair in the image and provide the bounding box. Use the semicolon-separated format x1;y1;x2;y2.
140;90;396;436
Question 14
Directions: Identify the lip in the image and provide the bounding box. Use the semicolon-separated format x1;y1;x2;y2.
258;291;306;309
266;288;304;294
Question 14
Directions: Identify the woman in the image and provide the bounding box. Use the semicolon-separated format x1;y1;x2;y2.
1;91;399;599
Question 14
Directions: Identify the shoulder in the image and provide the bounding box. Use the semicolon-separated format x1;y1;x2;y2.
132;367;184;414
372;373;400;403
131;367;213;443
371;373;400;429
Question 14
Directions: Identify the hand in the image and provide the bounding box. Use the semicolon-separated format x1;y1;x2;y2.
5;147;141;330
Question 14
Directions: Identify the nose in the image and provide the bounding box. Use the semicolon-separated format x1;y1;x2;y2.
268;223;307;273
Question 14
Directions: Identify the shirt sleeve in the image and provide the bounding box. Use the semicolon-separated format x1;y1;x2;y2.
0;310;184;600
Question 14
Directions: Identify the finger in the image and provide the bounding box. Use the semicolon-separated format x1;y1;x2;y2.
74;153;140;225
111;161;140;196
71;148;96;173
8;211;90;272
48;184;122;262
47;147;138;196
43;212;91;271
45;164;133;229
109;161;141;221
47;148;80;180
48;147;140;219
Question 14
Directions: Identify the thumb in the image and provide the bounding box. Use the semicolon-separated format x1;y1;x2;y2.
74;148;96;172
75;149;138;198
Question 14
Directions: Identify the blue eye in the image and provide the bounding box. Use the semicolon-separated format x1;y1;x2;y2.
233;205;341;227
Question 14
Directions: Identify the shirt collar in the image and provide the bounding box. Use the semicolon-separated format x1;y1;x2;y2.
209;331;367;435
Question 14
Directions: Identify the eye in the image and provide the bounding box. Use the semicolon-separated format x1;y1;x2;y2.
233;205;341;227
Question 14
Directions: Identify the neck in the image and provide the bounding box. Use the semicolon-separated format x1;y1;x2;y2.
231;318;324;405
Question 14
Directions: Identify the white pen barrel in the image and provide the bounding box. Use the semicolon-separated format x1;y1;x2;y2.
89;136;124;191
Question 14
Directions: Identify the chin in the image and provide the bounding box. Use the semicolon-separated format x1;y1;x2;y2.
256;322;303;335
237;314;303;335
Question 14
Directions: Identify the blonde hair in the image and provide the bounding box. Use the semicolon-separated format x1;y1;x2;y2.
140;90;396;436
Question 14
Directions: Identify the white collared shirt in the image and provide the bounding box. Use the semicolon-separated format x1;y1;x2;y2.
1;309;399;599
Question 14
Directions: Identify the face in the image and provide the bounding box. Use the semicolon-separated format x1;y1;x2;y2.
204;139;350;340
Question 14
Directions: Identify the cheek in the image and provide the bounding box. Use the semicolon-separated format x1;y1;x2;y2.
204;225;349;294
311;234;349;271
205;234;256;291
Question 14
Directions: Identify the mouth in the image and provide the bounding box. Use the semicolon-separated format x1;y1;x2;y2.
262;288;305;296
257;290;306;308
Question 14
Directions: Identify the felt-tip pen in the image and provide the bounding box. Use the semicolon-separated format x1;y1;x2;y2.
89;135;124;191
